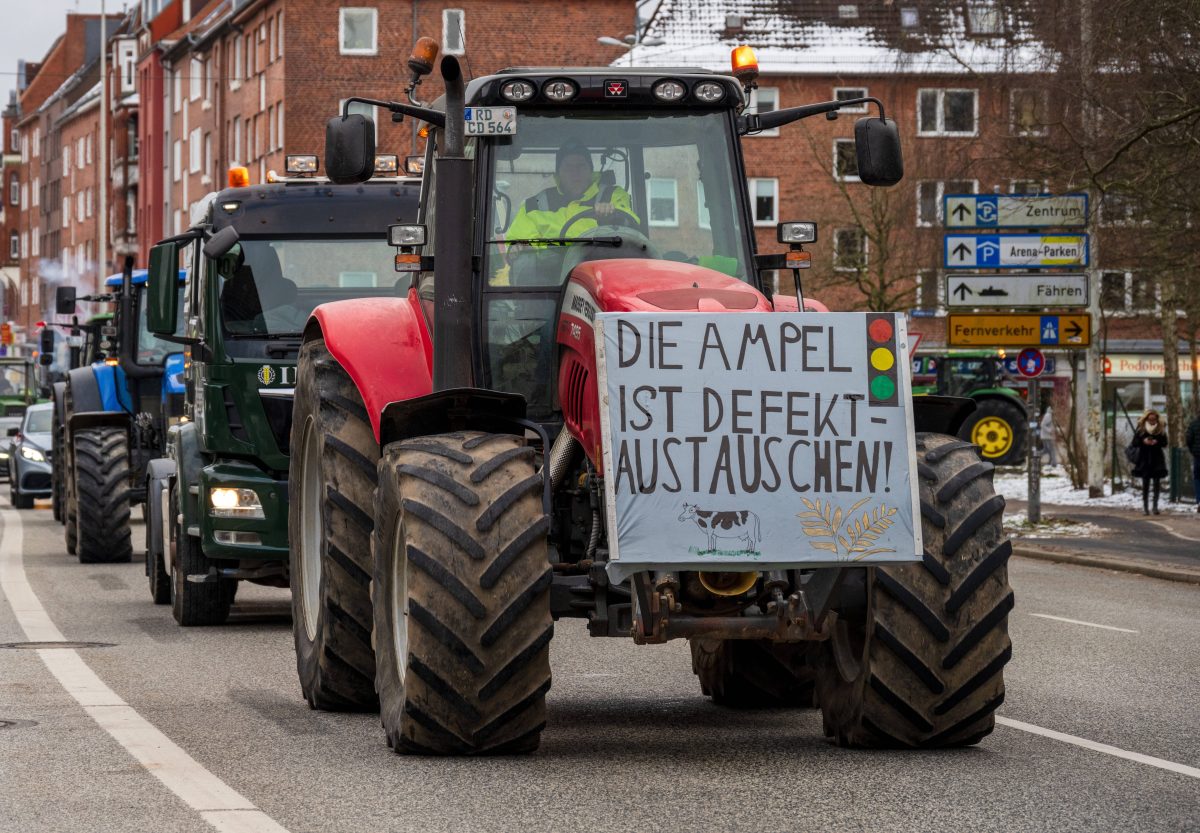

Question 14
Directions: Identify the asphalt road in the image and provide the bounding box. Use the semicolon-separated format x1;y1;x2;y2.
2;498;1198;833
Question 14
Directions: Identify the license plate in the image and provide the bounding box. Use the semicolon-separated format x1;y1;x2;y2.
464;107;517;136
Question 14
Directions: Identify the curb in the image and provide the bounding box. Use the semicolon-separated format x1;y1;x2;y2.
1012;544;1200;585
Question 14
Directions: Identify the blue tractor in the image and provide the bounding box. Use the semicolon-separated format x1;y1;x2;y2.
55;263;185;573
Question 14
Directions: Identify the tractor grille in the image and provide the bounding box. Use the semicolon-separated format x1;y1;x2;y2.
259;395;293;455
561;355;588;435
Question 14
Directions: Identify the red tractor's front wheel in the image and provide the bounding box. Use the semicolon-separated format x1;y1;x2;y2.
372;431;552;755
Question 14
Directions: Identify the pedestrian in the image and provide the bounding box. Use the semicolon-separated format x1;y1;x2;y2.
1130;409;1169;515
1185;412;1200;512
1040;404;1058;469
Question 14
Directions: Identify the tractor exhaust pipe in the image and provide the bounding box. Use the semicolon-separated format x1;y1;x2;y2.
432;55;475;391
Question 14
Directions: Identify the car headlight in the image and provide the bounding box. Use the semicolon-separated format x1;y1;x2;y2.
209;487;265;519
20;446;46;462
0;450;9;459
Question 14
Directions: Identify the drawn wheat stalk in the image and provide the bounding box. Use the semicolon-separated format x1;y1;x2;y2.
797;497;897;560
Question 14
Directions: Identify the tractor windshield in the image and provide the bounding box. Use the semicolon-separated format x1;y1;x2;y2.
135;284;185;365
220;237;400;337
484;110;752;287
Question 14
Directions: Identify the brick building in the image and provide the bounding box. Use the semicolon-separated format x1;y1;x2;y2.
1;92;21;322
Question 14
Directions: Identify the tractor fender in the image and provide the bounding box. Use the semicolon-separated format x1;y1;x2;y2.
52;381;67;424
912;395;976;438
67;411;130;436
304;292;434;442
378;388;528;448
168;420;205;535
145;458;175;569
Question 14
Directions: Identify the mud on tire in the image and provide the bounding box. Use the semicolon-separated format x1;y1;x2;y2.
816;432;1013;748
691;639;816;708
288;340;379;711
372;431;552;755
73;426;132;564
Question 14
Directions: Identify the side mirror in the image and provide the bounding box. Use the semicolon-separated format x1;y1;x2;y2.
147;241;181;336
203;225;240;259
325;114;376;185
854;117;904;187
6;427;16;437
56;286;77;315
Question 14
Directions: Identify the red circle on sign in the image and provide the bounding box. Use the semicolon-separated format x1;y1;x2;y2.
868;319;893;342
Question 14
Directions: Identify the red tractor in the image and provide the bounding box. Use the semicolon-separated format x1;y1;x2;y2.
288;43;1012;755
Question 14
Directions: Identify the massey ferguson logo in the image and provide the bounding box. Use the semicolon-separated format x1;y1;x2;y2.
605;80;627;98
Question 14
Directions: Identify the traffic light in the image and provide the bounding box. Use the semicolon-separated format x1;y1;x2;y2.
866;313;899;407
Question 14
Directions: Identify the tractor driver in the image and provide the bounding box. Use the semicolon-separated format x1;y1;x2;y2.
505;140;639;251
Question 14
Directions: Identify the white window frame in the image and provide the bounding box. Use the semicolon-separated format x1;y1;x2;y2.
77;191;85;222
203;133;212;184
833;138;859;182
189;127;201;173
1009;88;1048;137
748;87;779;136
8;175;17;206
173;139;182;182
917;88;979;137
647;178;678;227
126;190;137;235
77;138;86;169
87;188;94;218
1009;179;1046;195
834;86;868;113
20;183;27;211
189;57;202;101
916;179;978;227
913;269;943;313
32;127;39;157
697;181;711;230
31;176;39;207
339;7;378;56
8;231;17;260
9;127;17;152
967;1;1004;35
268;106;276;151
442;8;465;56
232;115;242;164
748;178;778;226
86;135;93;164
277;104;284;151
833;227;868;272
232;37;242;88
172;69;182;112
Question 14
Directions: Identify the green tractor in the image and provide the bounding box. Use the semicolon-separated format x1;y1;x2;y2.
913;349;1029;466
0;356;46;481
144;177;419;625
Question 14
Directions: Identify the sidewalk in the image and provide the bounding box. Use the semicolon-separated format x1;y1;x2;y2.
997;470;1200;584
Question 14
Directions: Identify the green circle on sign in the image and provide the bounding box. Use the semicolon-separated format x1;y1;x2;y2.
871;374;896;400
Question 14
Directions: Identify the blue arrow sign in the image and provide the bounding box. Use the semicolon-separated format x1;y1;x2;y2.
943;193;1089;228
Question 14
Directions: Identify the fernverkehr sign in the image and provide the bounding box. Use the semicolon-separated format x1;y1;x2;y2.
945;274;1089;308
944;193;1088;228
947;313;1091;347
944;234;1089;269
595;312;922;583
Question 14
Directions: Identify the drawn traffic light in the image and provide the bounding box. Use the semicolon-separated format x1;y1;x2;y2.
866;313;899;407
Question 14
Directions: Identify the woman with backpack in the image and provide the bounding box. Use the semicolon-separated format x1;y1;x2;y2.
1130;409;1169;515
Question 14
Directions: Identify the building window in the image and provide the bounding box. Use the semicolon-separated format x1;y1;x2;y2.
748;178;778;226
277;104;284;151
914;270;941;312
834;87;868;113
268;17;276;61
1131;275;1157;312
833;139;859;181
203;57;212;103
32;127;39;157
340;8;378;55
748;87;779;136
62;196;68;221
173;140;182;182
1010;89;1048;136
126;190;136;235
204;133;212;183
8;231;16;259
189;57;202;101
1101;191;1141;226
9;128;17;152
1100;271;1127;312
8;174;16;205
77;138;85;169
443;9;465;56
232;115;242;163
232;37;242;86
268;106;276;150
173;69;182;112
900;7;919;28
20;183;27;210
189;127;201;173
86;135;93;164
341;100;378;140
87;188;94;218
1010;179;1044;195
833;227;867;271
917;89;978;136
967;1;1004;35
697;181;711;229
31;177;39;207
916;179;977;226
77;191;85;222
647;178;678;227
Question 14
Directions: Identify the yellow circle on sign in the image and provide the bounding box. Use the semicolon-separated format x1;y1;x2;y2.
870;347;895;371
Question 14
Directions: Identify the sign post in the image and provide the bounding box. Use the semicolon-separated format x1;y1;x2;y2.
1017;351;1045;524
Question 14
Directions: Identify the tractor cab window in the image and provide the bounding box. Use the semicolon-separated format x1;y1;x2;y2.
484;110;752;288
135;284;184;365
941;358;995;397
218;236;397;338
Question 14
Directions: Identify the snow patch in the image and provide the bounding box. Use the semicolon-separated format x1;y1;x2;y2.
995;470;1194;514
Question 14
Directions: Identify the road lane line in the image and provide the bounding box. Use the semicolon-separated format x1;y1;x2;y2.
1147;520;1200;543
997;717;1200;780
0;506;292;833
1027;612;1138;633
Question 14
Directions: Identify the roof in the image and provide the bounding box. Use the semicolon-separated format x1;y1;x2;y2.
626;0;1054;75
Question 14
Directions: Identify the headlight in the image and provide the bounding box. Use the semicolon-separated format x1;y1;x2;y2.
693;81;726;103
20;446;46;462
542;78;578;103
209;487;265;519
653;80;686;102
500;79;535;103
0;451;9;459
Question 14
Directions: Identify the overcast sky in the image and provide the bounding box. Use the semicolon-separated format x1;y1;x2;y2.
0;0;130;102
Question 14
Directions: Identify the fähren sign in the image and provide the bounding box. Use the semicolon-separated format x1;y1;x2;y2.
945;274;1089;308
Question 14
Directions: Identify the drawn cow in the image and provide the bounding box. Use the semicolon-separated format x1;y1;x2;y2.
678;504;761;554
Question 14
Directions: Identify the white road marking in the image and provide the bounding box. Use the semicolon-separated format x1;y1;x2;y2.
1147;520;1200;543
997;717;1200;780
0;506;291;833
1028;612;1138;633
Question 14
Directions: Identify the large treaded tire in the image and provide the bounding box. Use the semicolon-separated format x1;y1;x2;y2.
372;431;552;755
816;432;1013;748
690;638;816;708
288;340;379;711
145;478;170;604
73;427;132;564
169;484;235;626
960;397;1027;466
52;412;64;522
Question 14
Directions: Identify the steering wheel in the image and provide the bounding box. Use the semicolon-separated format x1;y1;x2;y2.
557;207;640;239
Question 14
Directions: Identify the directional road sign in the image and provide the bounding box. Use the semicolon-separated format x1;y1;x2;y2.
944;234;1088;269
947;313;1091;348
944;194;1088;228
945;273;1089;309
1016;348;1046;378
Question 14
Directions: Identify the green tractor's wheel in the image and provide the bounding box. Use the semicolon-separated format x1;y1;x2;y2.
169;484;235;626
51;413;64;522
372;431;552;755
145;477;171;605
690;639;816;708
960;398;1027;466
73;426;132;564
816;433;1013;748
289;340;379;711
